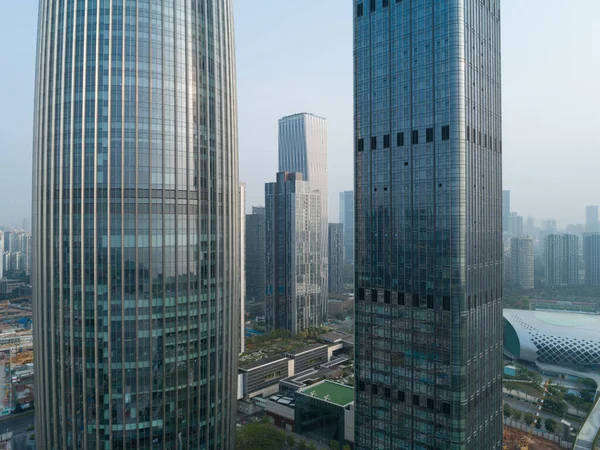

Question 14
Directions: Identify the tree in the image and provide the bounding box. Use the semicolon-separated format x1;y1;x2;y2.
513;410;522;421
298;441;308;450
545;418;557;433
535;420;542;429
524;412;534;426
307;444;318;450
287;435;296;449
503;404;513;418
580;378;598;390
329;440;340;450
343;445;352;450
235;422;286;450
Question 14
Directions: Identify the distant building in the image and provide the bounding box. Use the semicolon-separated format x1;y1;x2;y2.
279;113;328;322
584;233;600;285
328;296;354;318
508;237;534;290
339;191;354;264
509;212;524;238
295;380;355;447
503;190;511;233
328;224;344;294
0;231;3;280
245;207;266;315
265;172;323;334
586;205;599;233
545;234;579;286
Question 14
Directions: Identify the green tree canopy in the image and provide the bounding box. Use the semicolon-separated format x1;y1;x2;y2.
545;418;557;433
235;422;286;450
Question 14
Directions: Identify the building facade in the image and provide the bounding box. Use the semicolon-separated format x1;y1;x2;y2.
584;233;600;285
240;183;246;354
265;173;323;334
586;205;599;233
339;191;355;264
508;237;534;290
502;190;510;233
354;1;503;448
32;1;240;448
328;224;344;295
545;234;579;286
509;212;523;238
279;113;328;324
245;207;266;315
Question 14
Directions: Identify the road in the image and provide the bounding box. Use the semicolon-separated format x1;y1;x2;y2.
0;411;34;450
504;396;567;424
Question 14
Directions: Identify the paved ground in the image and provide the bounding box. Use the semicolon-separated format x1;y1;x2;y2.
504;396;567;424
574;399;600;450
0;412;34;450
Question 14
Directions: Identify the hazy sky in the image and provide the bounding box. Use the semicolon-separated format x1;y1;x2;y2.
1;1;598;228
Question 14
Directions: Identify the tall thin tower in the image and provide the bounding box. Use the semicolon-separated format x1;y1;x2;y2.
354;0;503;448
32;1;240;448
279;113;328;323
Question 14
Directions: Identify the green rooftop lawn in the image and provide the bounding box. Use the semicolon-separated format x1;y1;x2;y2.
301;381;354;407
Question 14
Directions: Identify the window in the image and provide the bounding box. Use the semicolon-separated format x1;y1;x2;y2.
478;131;481;145
383;134;390;148
427;398;435;411
371;384;378;395
370;0;376;12
427;295;434;309
358;287;365;301
371;289;378;303
398;292;405;306
384;387;391;398
466;125;470;141
484;134;488;148
358;380;365;391
413;395;420;407
472;128;476;142
383;0;389;7
357;138;364;152
411;130;419;145
442;402;451;415
442;125;450;141
426;127;434;143
398;390;405;402
371;136;377;150
443;296;450;311
412;293;419;307
397;132;404;147
384;290;391;304
357;3;364;17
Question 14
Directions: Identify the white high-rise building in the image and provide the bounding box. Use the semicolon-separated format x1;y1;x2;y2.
545;234;579;286
509;237;535;290
239;183;246;354
586;206;599;233
279;113;328;323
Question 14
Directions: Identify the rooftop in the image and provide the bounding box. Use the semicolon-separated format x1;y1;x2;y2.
239;355;288;372
504;309;600;342
286;343;327;356
298;380;354;407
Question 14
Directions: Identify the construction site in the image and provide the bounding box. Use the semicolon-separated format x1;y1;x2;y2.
503;426;564;450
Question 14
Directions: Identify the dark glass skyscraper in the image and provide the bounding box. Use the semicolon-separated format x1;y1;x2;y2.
32;1;239;448
354;0;503;448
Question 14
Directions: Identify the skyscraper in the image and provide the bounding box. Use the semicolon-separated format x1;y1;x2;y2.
265;173;322;334
245;207;266;317
584;233;600;285
339;191;355;265
328;223;344;295
586;205;599;233
279;113;328;323
503;190;511;233
354;1;503;448
240;183;246;354
32;1;240;448
508;237;535;290
509;212;524;238
545;234;579;286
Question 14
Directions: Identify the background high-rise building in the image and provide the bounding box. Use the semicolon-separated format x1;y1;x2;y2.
265;173;322;334
32;1;240;447
339;191;355;265
584;233;600;285
240;183;247;354
509;212;524;238
328;223;344;295
279;113;328;323
503;190;511;233
545;234;580;286
0;231;3;280
245;207;266;317
353;1;503;448
586;205;599;233
508;237;535;290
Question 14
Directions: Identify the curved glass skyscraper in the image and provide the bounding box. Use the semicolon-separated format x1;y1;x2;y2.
32;1;239;448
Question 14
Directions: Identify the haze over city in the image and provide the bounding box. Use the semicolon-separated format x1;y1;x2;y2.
1;0;599;226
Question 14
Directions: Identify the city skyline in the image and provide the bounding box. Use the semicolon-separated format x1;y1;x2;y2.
2;1;600;225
